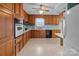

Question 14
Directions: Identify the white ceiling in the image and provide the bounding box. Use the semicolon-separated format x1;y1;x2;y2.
23;3;67;15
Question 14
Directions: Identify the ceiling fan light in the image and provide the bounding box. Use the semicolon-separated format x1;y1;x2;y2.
39;10;43;14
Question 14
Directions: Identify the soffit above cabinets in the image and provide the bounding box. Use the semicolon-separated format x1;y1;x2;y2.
23;3;67;15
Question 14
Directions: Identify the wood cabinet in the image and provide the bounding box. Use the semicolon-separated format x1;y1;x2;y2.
24;11;29;22
20;4;24;18
53;16;60;25
15;30;31;55
0;8;13;43
14;3;24;20
52;30;60;38
0;3;30;56
31;30;46;38
15;35;23;54
0;4;14;56
28;15;60;25
14;3;20;16
0;39;14;56
23;31;31;46
0;3;14;11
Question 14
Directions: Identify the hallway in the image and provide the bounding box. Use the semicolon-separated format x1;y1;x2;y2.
17;38;63;56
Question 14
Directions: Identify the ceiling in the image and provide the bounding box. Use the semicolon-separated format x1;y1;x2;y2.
23;3;67;15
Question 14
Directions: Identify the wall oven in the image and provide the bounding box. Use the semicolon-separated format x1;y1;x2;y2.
14;18;23;38
15;24;23;38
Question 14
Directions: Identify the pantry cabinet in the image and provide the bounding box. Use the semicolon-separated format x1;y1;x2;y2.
0;4;14;56
0;8;13;43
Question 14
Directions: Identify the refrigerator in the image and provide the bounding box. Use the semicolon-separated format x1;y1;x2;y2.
64;4;79;56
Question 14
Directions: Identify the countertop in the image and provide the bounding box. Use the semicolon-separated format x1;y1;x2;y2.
55;33;64;38
23;25;61;33
31;25;60;30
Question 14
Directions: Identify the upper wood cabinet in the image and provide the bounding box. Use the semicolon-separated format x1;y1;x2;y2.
14;3;20;16
19;4;24;18
53;16;60;25
28;15;60;25
24;11;29;22
14;3;24;19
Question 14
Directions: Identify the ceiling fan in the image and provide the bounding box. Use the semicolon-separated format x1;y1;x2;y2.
28;3;53;12
32;4;49;11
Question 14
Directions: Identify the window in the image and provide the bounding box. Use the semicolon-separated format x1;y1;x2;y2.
35;18;44;27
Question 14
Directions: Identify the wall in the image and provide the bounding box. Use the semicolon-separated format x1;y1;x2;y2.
64;4;79;55
28;15;60;25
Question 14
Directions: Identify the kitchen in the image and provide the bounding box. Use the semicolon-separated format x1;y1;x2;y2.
0;3;66;56
0;3;78;56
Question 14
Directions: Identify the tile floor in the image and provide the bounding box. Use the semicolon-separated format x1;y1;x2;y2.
17;38;63;56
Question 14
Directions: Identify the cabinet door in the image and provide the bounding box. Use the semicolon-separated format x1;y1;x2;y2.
23;33;27;45
53;16;59;25
5;40;13;56
31;30;46;38
0;11;6;39
14;3;20;16
15;35;23;54
0;40;13;56
19;3;24;18
15;42;20;54
0;45;5;56
0;10;13;43
5;12;13;36
24;11;28;22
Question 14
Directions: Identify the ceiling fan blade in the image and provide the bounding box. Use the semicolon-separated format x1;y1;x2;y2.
32;8;41;10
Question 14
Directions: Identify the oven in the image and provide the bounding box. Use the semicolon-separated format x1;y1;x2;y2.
15;24;23;38
14;18;23;38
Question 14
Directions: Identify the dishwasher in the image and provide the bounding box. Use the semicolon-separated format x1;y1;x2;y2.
46;30;52;38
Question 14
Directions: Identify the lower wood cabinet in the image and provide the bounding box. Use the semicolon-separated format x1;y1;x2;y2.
31;30;46;38
15;42;20;54
0;40;14;56
15;35;23;54
31;30;60;38
52;30;60;38
15;31;31;55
